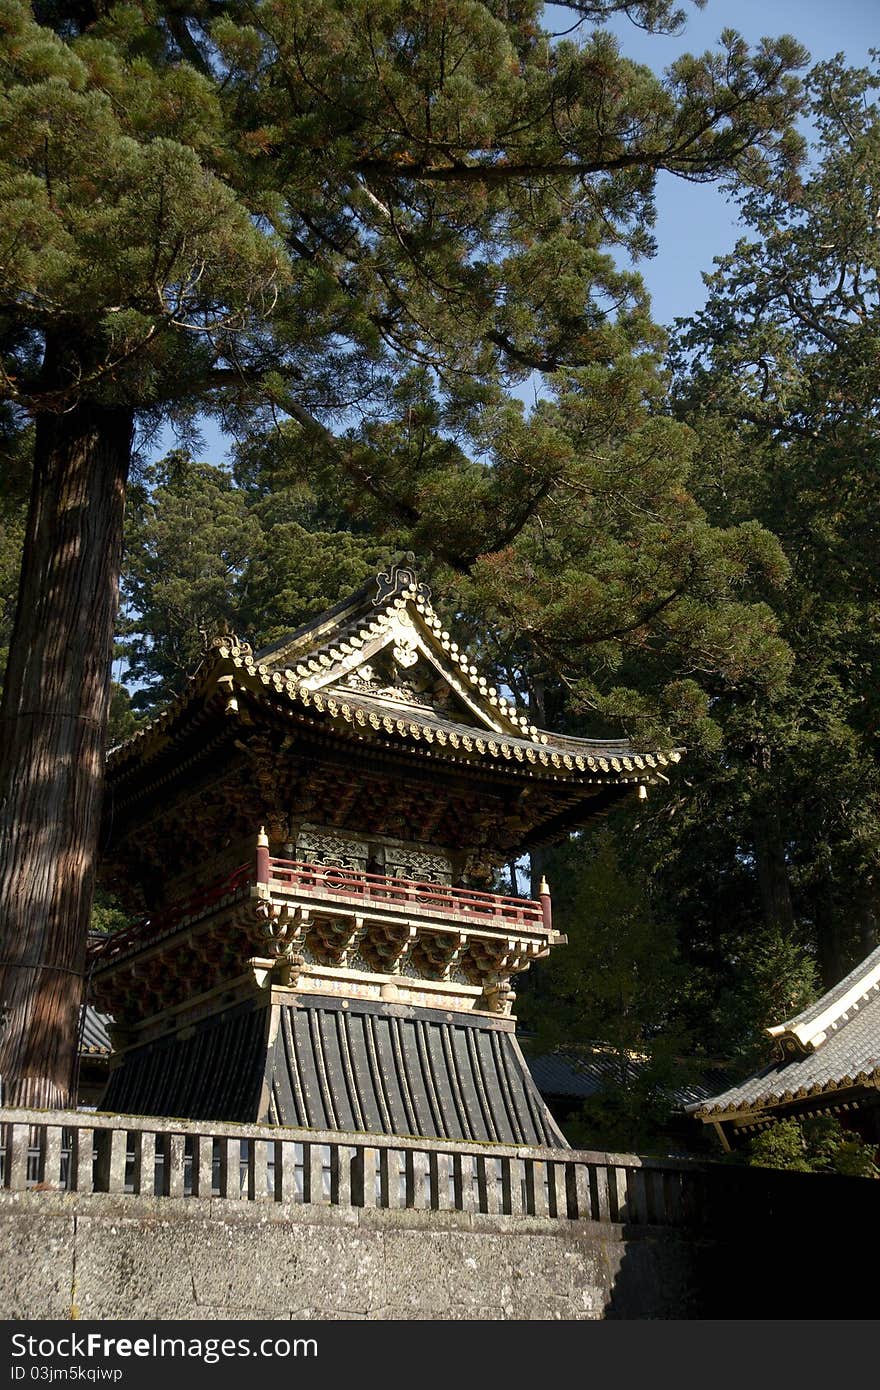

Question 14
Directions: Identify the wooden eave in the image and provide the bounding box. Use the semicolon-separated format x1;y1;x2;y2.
108;647;678;789
104;563;682;854
694;1074;880;1133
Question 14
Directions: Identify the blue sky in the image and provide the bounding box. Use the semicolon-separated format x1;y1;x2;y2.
159;1;877;465
594;0;877;325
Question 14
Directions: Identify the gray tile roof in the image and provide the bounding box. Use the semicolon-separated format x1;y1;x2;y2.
691;986;880;1119
101;996;568;1146
330;687;644;765
269;999;567;1146
524;1045;737;1108
770;940;880;1038
80;1005;112;1055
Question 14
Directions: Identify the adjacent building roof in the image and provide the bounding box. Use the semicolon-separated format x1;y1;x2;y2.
525;1044;737;1110
690;942;880;1129
79;1005;112;1057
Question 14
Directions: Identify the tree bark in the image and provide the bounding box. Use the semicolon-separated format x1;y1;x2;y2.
752;804;796;940
0;375;133;1108
815;894;843;991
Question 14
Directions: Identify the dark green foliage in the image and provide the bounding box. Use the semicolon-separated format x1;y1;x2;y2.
88;886;129;938
664;58;880;991
0;0;811;700
119;449;390;708
517;829;691;1151
121;455;263;708
106;681;144;748
744;1116;879;1178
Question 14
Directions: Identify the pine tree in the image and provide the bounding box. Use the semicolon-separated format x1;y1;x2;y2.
668;56;880;992
0;0;806;1102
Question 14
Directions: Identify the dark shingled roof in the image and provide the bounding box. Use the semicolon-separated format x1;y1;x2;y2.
80;1005;112;1056
767;940;880;1045
99;996;567;1147
691;943;880;1121
269;997;566;1146
524;1045;737;1108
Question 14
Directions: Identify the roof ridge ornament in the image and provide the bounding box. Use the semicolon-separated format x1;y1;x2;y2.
212;632;253;660
374;553;432;607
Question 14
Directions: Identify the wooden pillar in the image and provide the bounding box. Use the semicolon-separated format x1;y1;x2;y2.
256;827;270;887
539;877;552;933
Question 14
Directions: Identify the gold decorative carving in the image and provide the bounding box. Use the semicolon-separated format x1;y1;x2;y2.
212;633;253;660
252;898;308;986
482;978;516;1015
374;560;431;606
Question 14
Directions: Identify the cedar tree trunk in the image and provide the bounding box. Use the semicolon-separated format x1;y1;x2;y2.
752;805;796;941
0;361;133;1108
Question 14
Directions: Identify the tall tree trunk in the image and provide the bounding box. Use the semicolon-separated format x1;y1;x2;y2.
752;804;796;939
814;845;843;990
856;884;879;959
815;894;843;990
0;380;132;1108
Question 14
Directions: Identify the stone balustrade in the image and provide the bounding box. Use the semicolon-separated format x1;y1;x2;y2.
0;1108;709;1228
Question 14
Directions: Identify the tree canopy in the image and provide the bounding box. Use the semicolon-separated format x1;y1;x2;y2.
0;0;817;1109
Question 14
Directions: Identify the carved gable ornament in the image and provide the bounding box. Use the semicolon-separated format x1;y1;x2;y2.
264;563;529;738
373;558;431;607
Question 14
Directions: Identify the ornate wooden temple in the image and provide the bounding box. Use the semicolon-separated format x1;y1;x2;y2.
690;942;880;1150
92;559;679;1145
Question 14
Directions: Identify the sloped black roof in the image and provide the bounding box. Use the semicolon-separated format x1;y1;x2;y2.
99;995;567;1147
80;1005;112;1056
524;1044;737;1108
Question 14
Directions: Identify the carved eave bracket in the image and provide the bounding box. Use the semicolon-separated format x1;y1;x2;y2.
92;868;563;1027
249;892;310;986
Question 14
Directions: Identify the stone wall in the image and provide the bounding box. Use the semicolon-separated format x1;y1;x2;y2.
3;1108;877;1320
0;1191;705;1321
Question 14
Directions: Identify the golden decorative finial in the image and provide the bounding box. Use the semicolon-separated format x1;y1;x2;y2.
257;826;269;848
539;876;550;895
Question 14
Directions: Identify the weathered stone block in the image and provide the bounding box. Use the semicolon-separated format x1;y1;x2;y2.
0;1208;75;1319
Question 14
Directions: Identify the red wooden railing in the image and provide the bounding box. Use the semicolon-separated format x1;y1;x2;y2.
265;857;545;928
92;854;549;966
92;862;254;965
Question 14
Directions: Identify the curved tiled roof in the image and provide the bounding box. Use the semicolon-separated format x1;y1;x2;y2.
107;635;679;788
766;941;880;1054
691;946;880;1121
80;1005;112;1056
106;563;682;790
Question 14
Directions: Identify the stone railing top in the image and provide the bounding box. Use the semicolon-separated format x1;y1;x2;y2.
0;1105;708;1173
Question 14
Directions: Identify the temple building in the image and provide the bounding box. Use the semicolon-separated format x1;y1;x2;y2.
690;942;880;1150
92;559;679;1145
